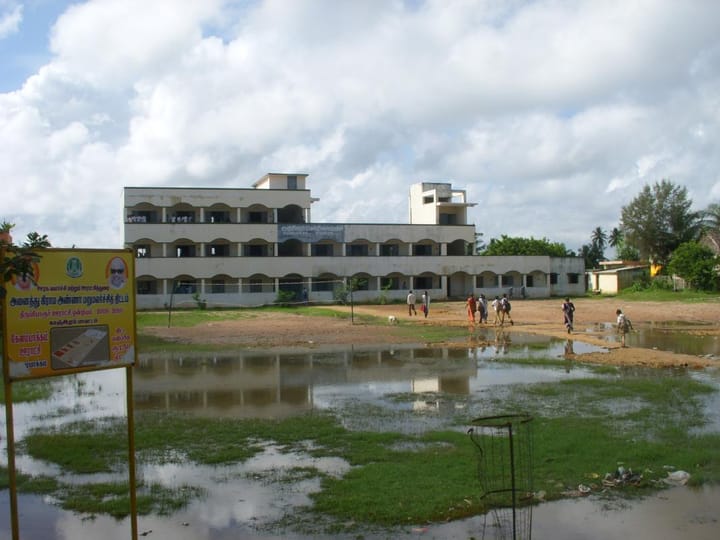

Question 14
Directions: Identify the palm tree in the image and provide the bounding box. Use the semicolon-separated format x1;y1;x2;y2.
701;203;720;232
591;226;607;253
608;227;623;249
23;232;51;248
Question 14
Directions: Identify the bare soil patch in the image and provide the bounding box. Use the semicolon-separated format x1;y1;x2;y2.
144;297;720;369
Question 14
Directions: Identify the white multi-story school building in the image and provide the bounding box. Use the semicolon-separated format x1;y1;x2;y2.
123;173;585;309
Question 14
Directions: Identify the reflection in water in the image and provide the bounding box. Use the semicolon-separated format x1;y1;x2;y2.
2;335;719;540
134;346;483;418
133;339;609;419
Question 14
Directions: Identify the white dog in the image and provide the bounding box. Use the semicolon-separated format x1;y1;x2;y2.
388;315;398;325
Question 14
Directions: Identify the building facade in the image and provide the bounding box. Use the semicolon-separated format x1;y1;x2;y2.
123;173;585;309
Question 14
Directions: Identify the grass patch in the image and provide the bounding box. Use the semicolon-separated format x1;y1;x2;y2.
0;378;54;403
11;370;720;528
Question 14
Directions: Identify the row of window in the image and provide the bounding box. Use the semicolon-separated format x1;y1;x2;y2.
127;205;305;225
135;273;581;295
134;241;464;258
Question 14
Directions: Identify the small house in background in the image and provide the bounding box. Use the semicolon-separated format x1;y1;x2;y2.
700;230;720;256
586;260;649;294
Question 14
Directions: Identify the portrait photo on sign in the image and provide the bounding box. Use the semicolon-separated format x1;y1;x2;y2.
10;261;40;291
106;256;128;289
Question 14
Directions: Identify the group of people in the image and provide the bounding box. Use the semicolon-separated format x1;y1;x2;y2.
465;293;513;326
562;298;632;346
406;290;430;318
407;291;633;347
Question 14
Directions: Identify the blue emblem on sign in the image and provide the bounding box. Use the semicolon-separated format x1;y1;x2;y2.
66;257;83;278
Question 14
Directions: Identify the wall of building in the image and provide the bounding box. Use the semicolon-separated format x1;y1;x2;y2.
125;176;586;309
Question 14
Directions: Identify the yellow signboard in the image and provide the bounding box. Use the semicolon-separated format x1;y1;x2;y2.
2;248;136;381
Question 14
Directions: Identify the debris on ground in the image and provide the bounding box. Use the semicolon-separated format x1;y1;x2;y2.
602;466;643;487
663;470;690;486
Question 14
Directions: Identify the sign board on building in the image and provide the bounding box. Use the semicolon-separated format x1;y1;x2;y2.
278;224;345;243
2;249;136;381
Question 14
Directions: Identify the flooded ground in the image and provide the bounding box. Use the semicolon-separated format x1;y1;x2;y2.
1;326;719;539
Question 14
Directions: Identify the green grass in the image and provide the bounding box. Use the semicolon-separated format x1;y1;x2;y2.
601;289;720;303
10;371;720;527
0;378;54;403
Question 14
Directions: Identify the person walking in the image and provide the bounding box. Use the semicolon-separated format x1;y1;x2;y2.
477;293;488;324
500;293;513;326
465;293;477;324
407;290;417;316
562;297;575;333
616;308;632;347
421;290;430;318
491;296;502;325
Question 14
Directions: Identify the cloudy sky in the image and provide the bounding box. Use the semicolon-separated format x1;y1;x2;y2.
1;0;719;255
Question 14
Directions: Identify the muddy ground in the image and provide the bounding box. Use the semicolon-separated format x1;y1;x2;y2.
144;297;720;369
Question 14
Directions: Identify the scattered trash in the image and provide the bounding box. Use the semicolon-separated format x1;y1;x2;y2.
602;465;643;487
534;490;546;501
664;470;690;486
578;484;592;494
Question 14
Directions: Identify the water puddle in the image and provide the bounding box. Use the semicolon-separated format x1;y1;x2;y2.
1;332;719;539
594;321;720;359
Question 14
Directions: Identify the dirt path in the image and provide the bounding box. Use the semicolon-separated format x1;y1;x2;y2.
144;297;720;369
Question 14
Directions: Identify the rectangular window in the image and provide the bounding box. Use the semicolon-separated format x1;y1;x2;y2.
287;175;297;189
209;244;229;257
380;277;400;290
312;244;333;256
137;281;156;295
135;245;150;258
568;273;579;284
414;244;432;256
246;245;267;257
503;275;514;286
380;244;399;256
211;280;225;293
176;245;195;257
312;280;334;292
550;273;558;285
249;211;265;223
208;211;230;223
415;276;433;289
249;279;262;293
476;275;484;288
347;244;368;256
439;213;457;225
526;275;534;287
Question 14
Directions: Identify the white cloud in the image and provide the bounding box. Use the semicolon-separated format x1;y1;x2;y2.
0;2;22;39
1;0;720;252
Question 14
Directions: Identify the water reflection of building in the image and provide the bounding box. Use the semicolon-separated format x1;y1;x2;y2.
133;346;477;418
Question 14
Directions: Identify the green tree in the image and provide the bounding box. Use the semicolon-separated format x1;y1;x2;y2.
580;242;604;269
1;222;44;299
591;226;607;253
480;235;570;257
667;241;719;291
617;244;641;261
23;232;52;248
620;179;702;265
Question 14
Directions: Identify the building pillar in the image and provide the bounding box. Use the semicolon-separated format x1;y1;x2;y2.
441;243;447;256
